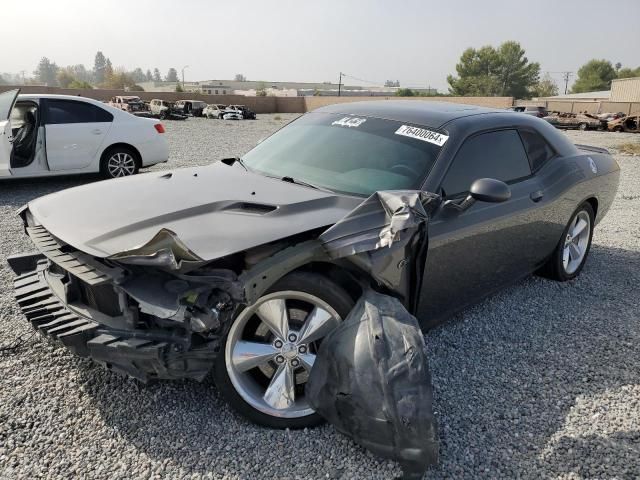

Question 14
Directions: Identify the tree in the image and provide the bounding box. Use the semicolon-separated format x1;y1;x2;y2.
175;83;184;93
234;73;247;82
145;69;153;82
103;68;136;89
68;80;93;89
34;57;59;86
395;88;415;97
531;73;558;98
447;41;540;98
56;68;76;88
94;51;107;84
615;62;622;72
571;59;617;93
166;68;179;82
617;66;640;79
130;67;146;83
153;68;161;82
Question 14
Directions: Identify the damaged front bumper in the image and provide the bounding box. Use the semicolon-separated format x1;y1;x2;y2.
12;259;219;382
10;190;442;477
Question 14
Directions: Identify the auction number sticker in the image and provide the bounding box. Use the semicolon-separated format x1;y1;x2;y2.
332;116;367;128
395;125;449;146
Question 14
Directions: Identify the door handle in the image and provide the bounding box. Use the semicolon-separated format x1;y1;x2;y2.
91;129;103;135
530;190;544;202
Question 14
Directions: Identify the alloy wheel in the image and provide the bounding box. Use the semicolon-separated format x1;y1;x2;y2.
107;152;136;178
562;210;591;274
225;291;341;419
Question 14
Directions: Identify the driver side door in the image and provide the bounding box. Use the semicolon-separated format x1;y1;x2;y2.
0;89;20;177
417;129;546;328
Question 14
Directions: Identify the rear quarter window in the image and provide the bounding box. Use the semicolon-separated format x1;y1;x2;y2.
519;130;556;171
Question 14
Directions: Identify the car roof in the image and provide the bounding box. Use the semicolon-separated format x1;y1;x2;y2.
313;100;509;129
17;93;110;107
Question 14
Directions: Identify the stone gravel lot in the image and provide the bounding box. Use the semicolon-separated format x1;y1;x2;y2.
0;116;639;479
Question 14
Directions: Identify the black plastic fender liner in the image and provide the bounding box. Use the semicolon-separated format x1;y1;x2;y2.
307;289;438;479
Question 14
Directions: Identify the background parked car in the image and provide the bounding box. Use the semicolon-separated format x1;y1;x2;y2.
203;104;227;119
222;110;243;120
544;111;602;130
507;105;548;118
226;104;257;119
149;99;187;120
597;111;626;122
607;114;639;133
174;100;207;117
108;96;150;117
1;89;168;179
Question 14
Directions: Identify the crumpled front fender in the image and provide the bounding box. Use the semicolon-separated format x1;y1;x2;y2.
307;289;438;479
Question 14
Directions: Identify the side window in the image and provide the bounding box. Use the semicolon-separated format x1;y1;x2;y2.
442;130;532;197
45;100;114;125
519;130;556;171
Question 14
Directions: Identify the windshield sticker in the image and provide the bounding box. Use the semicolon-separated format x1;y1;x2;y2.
332;116;367;128
394;125;449;146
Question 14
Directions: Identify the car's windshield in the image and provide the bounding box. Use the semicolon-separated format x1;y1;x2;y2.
241;112;445;196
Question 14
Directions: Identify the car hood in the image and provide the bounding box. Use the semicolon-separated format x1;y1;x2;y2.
26;163;362;260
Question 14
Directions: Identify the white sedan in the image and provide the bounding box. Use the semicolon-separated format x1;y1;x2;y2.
0;89;168;179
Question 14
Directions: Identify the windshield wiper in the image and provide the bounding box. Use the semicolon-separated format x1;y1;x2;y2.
281;176;332;192
221;156;248;171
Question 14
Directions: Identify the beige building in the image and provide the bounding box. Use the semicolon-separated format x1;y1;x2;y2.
610;77;640;102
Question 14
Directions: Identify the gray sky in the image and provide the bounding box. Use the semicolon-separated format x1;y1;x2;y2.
2;0;639;91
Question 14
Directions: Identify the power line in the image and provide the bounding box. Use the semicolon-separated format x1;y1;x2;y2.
546;71;574;94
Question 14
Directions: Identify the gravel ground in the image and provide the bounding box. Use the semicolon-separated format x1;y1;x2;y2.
0;117;638;479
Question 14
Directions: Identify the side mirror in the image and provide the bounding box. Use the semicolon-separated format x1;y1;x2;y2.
469;178;511;203
443;178;511;212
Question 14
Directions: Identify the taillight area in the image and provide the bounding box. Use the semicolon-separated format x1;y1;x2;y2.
154;123;165;134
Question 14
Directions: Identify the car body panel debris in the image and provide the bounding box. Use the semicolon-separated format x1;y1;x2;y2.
307;289;438;479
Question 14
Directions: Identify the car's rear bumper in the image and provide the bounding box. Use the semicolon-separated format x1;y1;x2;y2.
12;258;216;383
138;136;169;167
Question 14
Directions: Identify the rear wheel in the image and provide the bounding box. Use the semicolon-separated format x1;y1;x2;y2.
578;122;588;131
538;202;594;281
100;147;139;179
214;271;354;428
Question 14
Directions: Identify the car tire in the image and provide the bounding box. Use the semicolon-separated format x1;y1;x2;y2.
578;122;588;131
214;271;354;429
613;126;624;132
537;202;595;281
100;146;140;179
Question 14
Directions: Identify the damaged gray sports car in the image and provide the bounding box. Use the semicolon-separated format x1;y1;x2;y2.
9;101;619;477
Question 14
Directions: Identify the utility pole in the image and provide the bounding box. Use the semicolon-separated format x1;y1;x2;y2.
181;65;189;90
338;72;343;97
20;70;26;85
561;71;573;95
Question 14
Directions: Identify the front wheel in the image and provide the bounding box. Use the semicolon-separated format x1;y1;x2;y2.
578;122;588;131
100;147;139;179
214;271;354;429
537;202;595;281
